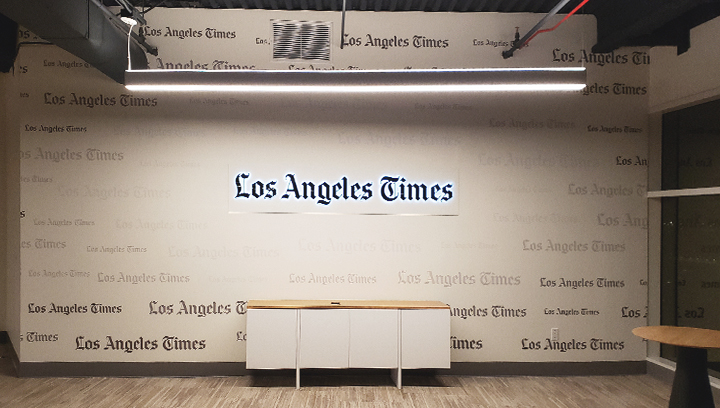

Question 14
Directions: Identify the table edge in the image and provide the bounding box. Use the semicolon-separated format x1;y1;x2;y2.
247;300;450;310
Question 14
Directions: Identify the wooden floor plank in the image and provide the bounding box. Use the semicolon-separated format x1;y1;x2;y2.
0;344;704;408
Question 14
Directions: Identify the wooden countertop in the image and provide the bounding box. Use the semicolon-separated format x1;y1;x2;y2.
632;326;720;349
248;300;449;310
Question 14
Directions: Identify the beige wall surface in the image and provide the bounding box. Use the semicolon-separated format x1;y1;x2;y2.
7;10;650;365
2;68;23;351
649;17;720;113
1;74;7;336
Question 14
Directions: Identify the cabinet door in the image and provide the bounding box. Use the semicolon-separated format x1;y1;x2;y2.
246;309;298;369
401;309;450;369
299;309;350;368
349;309;398;368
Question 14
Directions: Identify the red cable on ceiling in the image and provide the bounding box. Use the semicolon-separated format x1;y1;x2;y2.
522;0;590;48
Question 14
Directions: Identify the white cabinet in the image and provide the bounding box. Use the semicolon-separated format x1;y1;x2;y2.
401;309;451;369
246;300;449;388
349;309;398;368
299;309;349;368
246;308;297;369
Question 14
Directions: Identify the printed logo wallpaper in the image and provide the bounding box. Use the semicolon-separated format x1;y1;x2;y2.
11;10;648;363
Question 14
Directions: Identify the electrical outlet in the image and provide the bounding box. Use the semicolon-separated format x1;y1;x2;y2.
551;328;559;341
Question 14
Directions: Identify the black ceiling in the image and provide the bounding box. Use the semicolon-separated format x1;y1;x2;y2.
2;0;719;83
108;0;720;54
106;0;582;13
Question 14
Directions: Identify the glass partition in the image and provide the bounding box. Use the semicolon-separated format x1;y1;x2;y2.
661;98;720;374
660;100;720;376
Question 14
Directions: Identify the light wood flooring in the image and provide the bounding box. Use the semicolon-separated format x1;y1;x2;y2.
0;343;682;408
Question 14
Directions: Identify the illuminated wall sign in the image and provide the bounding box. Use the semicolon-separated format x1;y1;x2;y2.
228;170;457;215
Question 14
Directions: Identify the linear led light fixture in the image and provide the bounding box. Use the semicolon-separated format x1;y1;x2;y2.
124;67;586;93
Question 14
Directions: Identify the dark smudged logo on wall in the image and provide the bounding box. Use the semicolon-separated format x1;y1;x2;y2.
230;171;457;215
75;335;207;353
43;92;157;108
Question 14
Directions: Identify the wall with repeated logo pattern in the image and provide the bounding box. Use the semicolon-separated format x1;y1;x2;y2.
3;10;654;370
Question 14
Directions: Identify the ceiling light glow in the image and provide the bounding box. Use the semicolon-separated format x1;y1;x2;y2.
124;68;586;93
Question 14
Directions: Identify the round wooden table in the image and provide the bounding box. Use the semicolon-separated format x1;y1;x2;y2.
633;326;720;408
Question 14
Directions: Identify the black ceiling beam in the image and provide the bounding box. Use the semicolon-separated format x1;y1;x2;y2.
611;4;720;55
0;0;148;83
591;0;717;53
0;13;19;73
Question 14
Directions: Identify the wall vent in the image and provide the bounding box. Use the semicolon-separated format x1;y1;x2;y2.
272;20;331;61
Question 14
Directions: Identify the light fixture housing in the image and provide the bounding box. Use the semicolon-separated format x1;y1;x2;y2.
124;67;586;93
119;8;138;26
